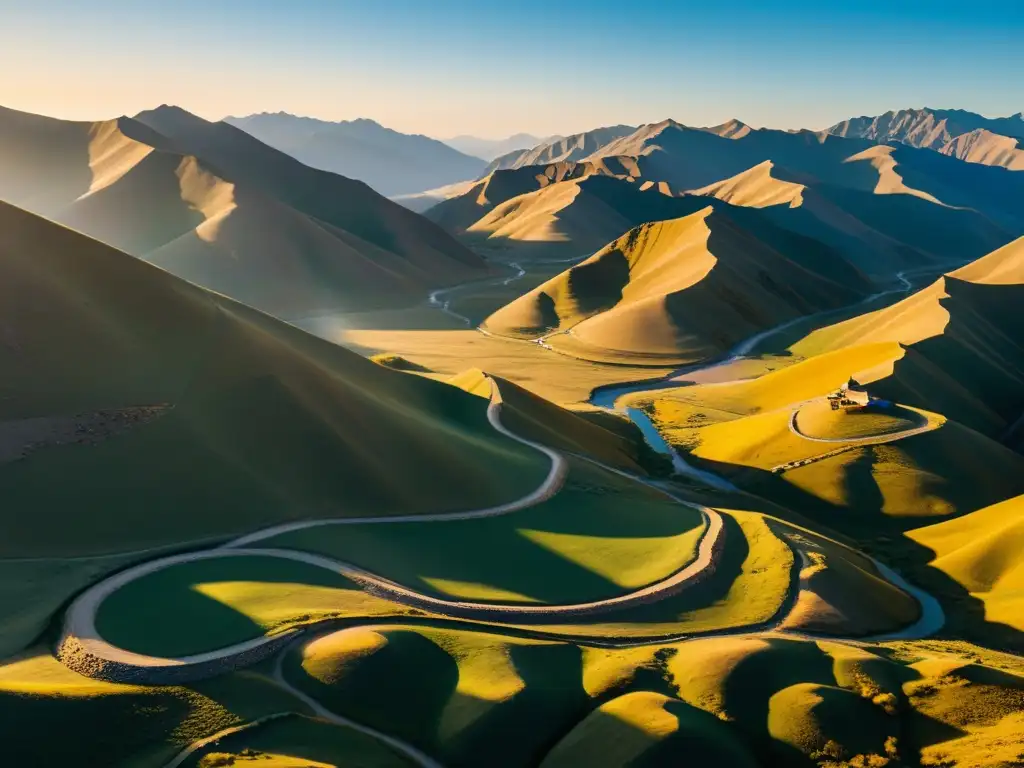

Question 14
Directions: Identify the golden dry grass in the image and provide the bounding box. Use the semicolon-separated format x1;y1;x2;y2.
258;456;706;606
778;421;1024;525
485;373;655;473
908;494;1024;632
483;206;857;363
280;632;1024;767
525;509;793;638
622;342;906;418
644;384;1023;529
342;328;675;404
691;160;806;208
192;716;420;768
787;241;1024;439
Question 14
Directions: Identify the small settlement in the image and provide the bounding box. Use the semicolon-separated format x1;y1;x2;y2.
827;378;872;411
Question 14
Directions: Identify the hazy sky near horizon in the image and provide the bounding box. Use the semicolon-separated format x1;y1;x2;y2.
2;0;1021;138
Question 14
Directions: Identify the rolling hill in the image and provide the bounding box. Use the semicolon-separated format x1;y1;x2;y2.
908;493;1024;634
0;104;490;317
425;160;607;235
483;205;867;362
427;163;663;251
225;112;488;196
690;154;1016;273
0;198;546;556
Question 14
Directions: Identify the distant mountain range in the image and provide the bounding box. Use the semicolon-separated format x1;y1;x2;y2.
429;118;1023;279
225;112;488;196
828;107;1024;171
441;132;546;161
480;119;755;175
484;125;637;174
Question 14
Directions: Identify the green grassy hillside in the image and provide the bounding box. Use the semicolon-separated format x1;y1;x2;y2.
0;199;547;558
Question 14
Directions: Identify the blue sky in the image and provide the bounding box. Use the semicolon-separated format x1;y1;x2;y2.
1;0;1021;137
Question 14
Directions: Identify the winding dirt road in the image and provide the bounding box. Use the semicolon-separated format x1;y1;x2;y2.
57;377;725;684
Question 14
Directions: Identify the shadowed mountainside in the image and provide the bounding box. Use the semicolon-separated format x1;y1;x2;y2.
0;104;491;318
0;198;544;555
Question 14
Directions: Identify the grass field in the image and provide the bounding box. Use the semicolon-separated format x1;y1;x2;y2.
90;501;798;659
632;386;1024;534
452;371;668;475
342;328;676;405
0;549;215;658
89;453;710;658
284;624;594;767
0;201;560;559
783;243;1024;440
93;555;425;657
539;690;760;767
516;509;793;639
0;651;300;767
0;378;550;557
277;623;1024;768
183;714;421;768
622;342;906;418
774;421;1024;531
771;520;920;636
258;457;706;605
